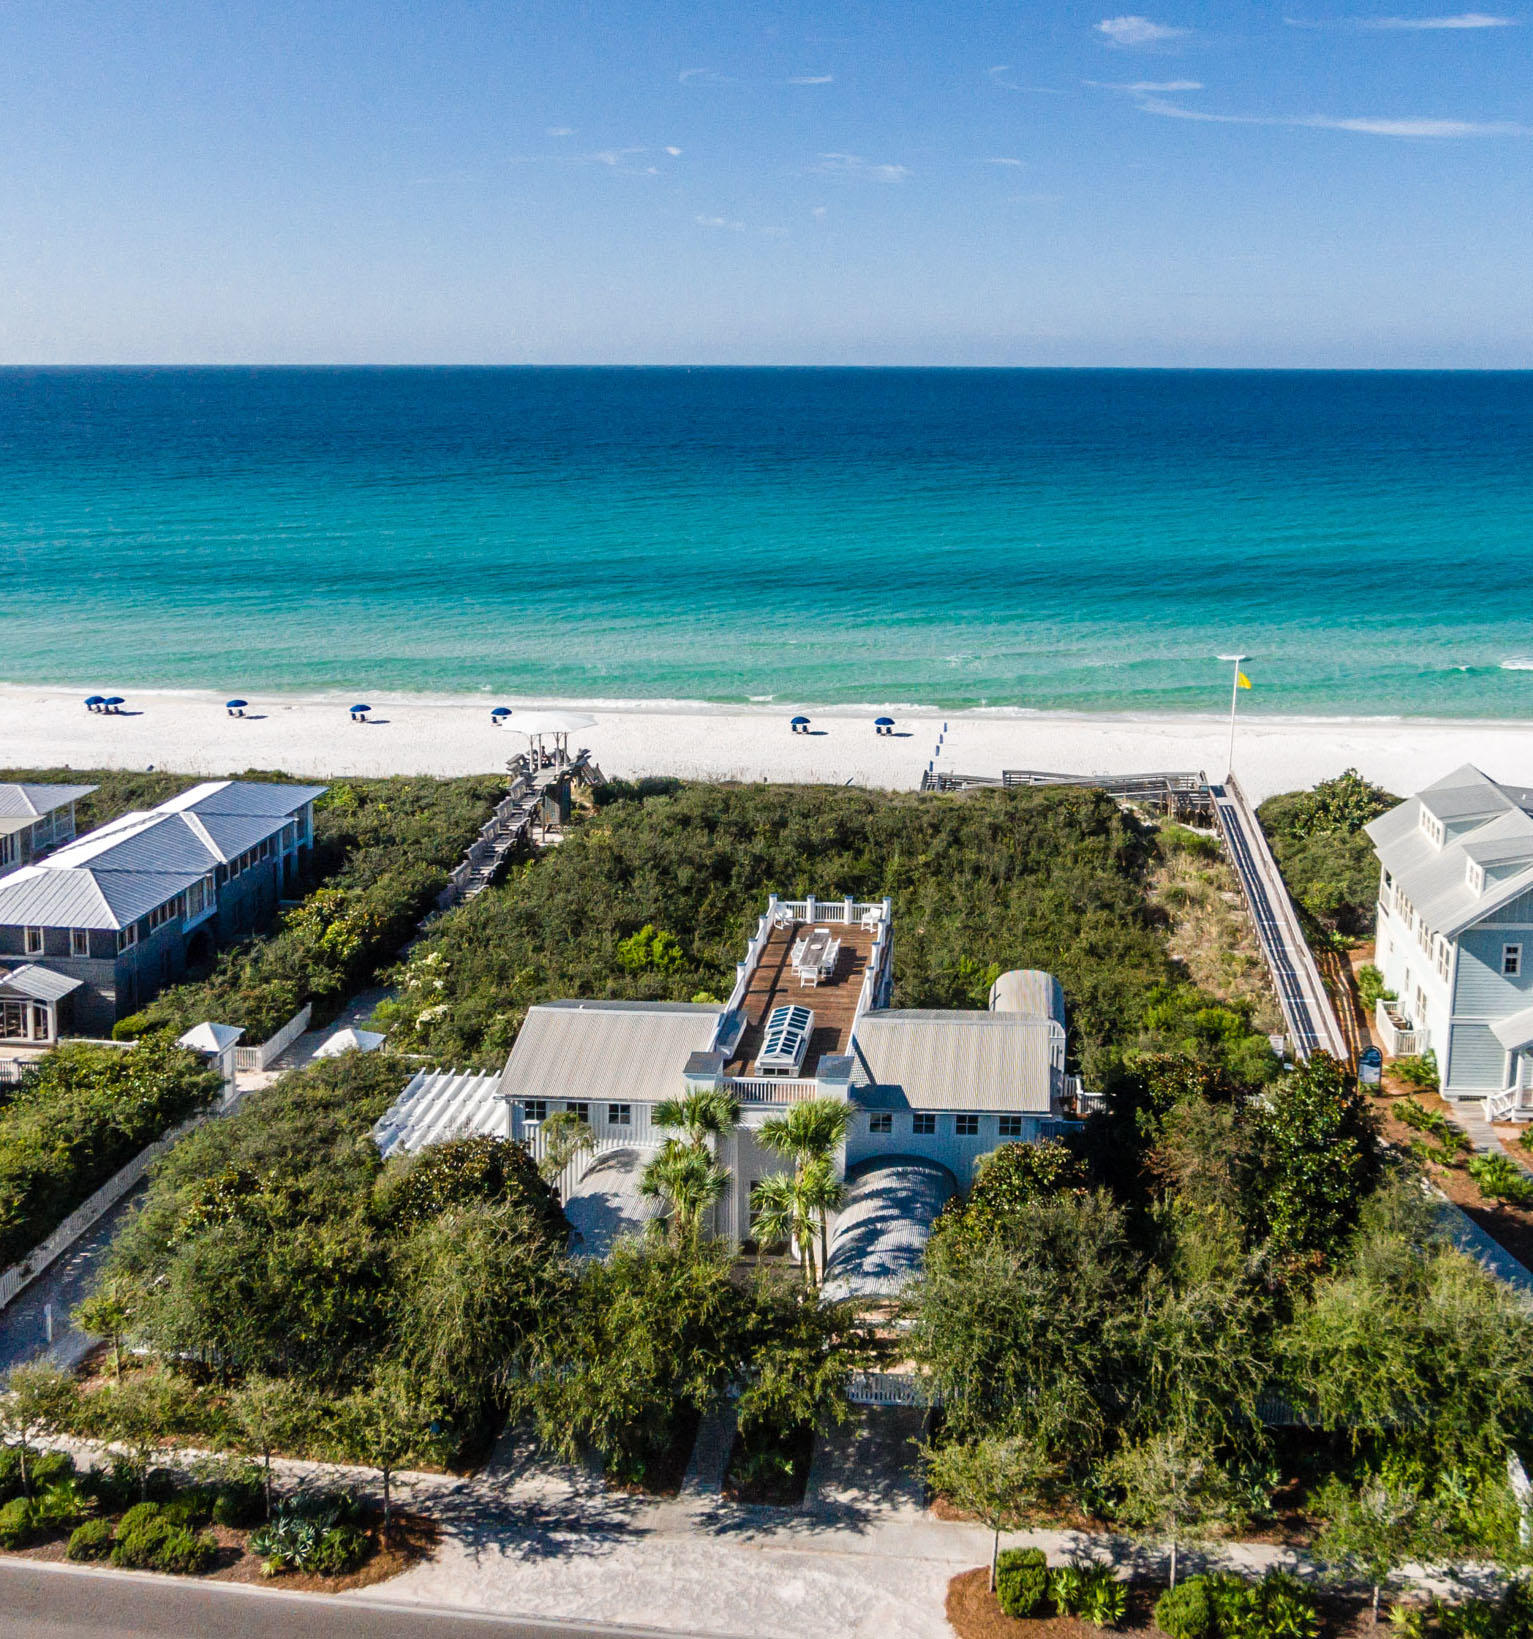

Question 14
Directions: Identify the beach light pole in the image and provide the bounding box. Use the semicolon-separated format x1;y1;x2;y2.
1218;654;1248;781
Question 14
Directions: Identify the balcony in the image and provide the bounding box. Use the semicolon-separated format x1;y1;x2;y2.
1375;999;1428;1059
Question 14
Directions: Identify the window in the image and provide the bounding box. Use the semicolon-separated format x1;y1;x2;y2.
999;1114;1026;1139
0;834;15;868
23;926;43;955
70;929;90;958
868;1112;893;1135
608;1103;632;1127
1505;944;1523;978
523;1099;547;1123
566;1102;590;1122
955;1113;980;1137
912;1112;936;1136
117;924;138;953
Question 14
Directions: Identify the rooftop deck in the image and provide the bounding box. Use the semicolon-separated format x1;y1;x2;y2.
726;920;874;1078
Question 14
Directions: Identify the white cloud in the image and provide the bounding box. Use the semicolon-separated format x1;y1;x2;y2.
1131;91;1529;134
986;65;1067;92
985;156;1027;167
679;68;733;85
1087;78;1205;89
1286;10;1516;23
546;126;576;137
665;146;682;156
811;205;828;218
787;74;834;84
812;152;910;181
1094;15;1190;45
696;214;746;231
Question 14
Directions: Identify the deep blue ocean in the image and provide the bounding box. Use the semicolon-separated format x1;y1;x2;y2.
2;367;1531;716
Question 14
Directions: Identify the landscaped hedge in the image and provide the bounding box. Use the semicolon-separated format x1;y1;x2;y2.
112;774;505;1042
0;1038;221;1268
1258;769;1397;940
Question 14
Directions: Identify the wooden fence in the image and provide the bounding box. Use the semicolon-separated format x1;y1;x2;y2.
232;1003;312;1073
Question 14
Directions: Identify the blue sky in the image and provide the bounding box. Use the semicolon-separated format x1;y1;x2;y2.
1;0;1529;365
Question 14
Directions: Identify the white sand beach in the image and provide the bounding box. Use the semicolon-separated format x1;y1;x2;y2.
0;683;1525;805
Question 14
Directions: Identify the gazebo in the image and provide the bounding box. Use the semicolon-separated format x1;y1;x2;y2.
506;711;596;767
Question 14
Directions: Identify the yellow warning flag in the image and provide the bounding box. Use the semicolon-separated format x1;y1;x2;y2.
1237;671;1252;690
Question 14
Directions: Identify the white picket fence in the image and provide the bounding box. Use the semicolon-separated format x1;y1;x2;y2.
232;1003;312;1072
0;1111;209;1311
846;1371;940;1408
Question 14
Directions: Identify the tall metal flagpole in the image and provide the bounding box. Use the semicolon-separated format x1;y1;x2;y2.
1219;654;1246;781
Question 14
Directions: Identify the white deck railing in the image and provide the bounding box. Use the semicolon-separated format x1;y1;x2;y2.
727;1076;821;1104
772;897;887;926
845;1371;940;1407
1375;999;1428;1059
232;1002;312;1072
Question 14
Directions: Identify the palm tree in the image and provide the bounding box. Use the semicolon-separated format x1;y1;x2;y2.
653;1087;740;1153
750;1171;819;1286
758;1099;854;1280
536;1108;595;1188
641;1140;730;1244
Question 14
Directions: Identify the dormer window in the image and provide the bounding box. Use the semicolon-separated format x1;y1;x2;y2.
1467;862;1485;895
1419;810;1445;847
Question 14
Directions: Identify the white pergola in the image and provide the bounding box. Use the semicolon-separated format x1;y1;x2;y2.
505;710;596;762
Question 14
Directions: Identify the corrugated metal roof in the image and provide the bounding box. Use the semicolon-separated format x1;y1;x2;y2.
51;813;218;875
499;1002;723;1107
0;867;115;929
820;1156;957;1302
160;780;327;818
0;964;84;1002
0;784;96;819
848;1009;1062;1112
988;969;1066;1024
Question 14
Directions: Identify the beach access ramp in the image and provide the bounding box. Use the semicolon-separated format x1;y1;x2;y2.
1208;775;1348;1062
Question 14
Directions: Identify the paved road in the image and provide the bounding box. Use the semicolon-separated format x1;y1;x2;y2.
0;1560;708;1639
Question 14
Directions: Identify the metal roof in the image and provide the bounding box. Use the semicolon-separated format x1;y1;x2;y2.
1366;765;1533;938
0;784;96;819
987;969;1066;1024
820;1156;958;1302
848;1009;1063;1112
1493;1005;1533;1052
158;780;328;818
314;1026;386;1058
373;1068;508;1159
177;1021;245;1054
499;1001;723;1107
0;964;83;1002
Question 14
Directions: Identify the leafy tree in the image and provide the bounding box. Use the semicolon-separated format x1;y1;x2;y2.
0;1362;77;1498
228;1373;310;1518
391;1197;569;1422
615;925;686;974
921;1424;1059;1591
73;1270;143;1381
337;1362;442;1537
373;1134;565;1238
1247;1054;1381;1270
1103;1427;1244;1589
1259;772;1397;939
733;1279;873;1453
1314;1471;1442;1626
640;1142;730;1245
938;1139;1089;1252
94;1373;182;1500
909;1190;1138;1453
750;1171;821;1286
518;1239;740;1485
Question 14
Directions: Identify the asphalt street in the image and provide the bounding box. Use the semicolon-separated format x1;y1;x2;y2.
0;1561;716;1639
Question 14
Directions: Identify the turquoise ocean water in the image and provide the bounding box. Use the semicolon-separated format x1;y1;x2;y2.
1;367;1531;717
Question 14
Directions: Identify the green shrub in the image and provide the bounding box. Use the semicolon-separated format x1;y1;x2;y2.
113;1500;161;1536
66;1516;115;1561
249;1492;369;1576
309;1524;370;1576
1081;1571;1129;1630
1393;1052;1440;1092
0;1496;37;1548
151;1524;218;1575
996;1547;1050;1618
1155;1577;1217;1639
212;1482;265;1528
34;1479;92;1530
1051;1564;1098;1618
110;1513;172;1569
159;1490;213;1528
1467;1153;1533;1209
1356;965;1389;1010
1252;1572;1321;1639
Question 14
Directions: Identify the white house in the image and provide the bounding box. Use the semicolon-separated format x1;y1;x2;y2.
374;893;1090;1293
1367;764;1533;1118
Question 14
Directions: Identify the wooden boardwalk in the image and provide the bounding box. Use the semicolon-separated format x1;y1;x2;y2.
726;921;873;1078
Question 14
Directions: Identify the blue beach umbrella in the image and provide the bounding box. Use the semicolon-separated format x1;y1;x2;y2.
84;695;105;709
102;696;125;708
790;714;810;732
350;703;371;714
225;699;248;709
874;716;895;729
490;706;512;719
